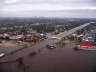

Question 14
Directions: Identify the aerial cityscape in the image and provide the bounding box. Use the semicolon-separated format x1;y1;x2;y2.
0;0;96;72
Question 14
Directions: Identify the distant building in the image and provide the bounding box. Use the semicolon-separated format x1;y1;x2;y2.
82;32;96;43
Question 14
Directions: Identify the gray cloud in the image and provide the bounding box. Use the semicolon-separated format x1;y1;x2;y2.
92;0;96;6
0;0;96;18
1;0;93;6
18;0;92;4
0;9;96;18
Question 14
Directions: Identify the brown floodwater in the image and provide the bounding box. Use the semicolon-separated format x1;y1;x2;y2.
0;44;96;72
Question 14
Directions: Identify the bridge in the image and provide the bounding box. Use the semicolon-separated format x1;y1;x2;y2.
48;22;94;40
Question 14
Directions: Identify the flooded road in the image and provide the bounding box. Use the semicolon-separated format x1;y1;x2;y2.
0;44;96;72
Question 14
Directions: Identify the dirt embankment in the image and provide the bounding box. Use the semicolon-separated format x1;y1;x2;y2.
0;41;18;47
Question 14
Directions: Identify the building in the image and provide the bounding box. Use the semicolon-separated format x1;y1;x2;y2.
82;32;96;43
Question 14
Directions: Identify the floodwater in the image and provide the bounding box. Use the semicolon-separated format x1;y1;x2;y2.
0;44;96;72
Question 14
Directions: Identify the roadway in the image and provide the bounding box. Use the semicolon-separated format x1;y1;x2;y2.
0;22;91;61
48;22;91;39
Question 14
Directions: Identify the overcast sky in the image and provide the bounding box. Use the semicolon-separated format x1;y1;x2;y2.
0;0;96;18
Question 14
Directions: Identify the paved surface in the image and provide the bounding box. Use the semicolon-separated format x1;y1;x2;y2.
48;22;91;39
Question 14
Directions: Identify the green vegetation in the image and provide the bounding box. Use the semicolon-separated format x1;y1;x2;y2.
56;40;66;46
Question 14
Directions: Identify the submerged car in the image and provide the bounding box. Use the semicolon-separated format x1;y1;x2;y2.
0;53;5;58
46;44;56;49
